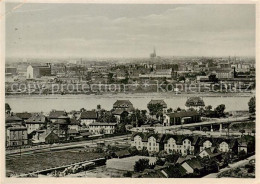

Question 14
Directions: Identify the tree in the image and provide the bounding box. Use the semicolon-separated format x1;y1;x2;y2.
239;129;245;136
252;129;255;136
201;157;219;174
140;147;149;156
167;164;185;178
176;107;182;112
156;158;165;166
134;158;149;172
165;152;179;163
158;150;168;158
205;105;212;111
248;96;256;114
238;150;247;160
98;109;117;123
178;76;186;83
167;108;173;113
198;107;205;116
80;108;86;112
202;127;209;133
115;123;127;133
128;146;139;156
123;171;132;177
147;103;164;121
97;104;101;110
214;104;226;118
5;103;11;113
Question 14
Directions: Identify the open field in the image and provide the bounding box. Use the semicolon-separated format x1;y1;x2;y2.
6;149;105;176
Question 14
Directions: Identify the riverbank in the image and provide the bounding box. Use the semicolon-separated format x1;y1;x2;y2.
6;94;252;113
5;91;255;99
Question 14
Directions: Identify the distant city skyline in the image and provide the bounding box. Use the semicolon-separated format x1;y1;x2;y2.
6;3;255;58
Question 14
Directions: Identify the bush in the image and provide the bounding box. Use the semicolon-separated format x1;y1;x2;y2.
123;171;132;177
156;158;165;166
238;150;247;160
134;158;149;172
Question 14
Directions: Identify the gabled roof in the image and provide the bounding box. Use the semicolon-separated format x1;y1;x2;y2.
201;147;222;157
80;111;98;119
49;110;67;119
30;64;50;69
167;111;199;118
163;134;200;146
90;122;117;126
176;155;195;164
15;112;32;119
70;118;80;125
198;137;215;146
217;137;238;148
25;114;46;124
185;97;205;107
113;100;133;107
148;100;167;108
112;109;129;115
114;150;131;157
184;158;203;170
68;129;79;134
6;115;23;123
210;68;233;73
146;133;165;143
52;119;69;124
7;125;27;131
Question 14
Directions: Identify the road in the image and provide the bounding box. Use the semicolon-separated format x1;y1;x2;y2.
6;134;130;157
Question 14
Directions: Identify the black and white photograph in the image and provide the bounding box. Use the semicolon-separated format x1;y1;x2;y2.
2;1;257;180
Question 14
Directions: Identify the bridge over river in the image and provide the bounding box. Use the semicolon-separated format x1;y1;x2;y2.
131;116;252;133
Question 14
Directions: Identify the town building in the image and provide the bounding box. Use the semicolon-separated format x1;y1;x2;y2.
113;100;134;111
5;114;24;127
80;111;98;126
181;158;203;174
199;147;222;159
89;122;117;135
163;134;199;155
26;64;52;79
185;97;205;110
147;99;167;109
131;133;239;156
68;118;81;131
6;126;28;147
164;111;201;126
112;109;129;122
139;69;173;79
5;67;17;75
210;68;235;79
25;113;47;134
48;110;68;123
15;112;32;121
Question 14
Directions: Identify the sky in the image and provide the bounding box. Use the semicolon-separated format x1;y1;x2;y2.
5;3;256;58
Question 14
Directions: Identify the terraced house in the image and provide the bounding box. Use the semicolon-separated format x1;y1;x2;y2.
131;133;239;156
163;134;199;155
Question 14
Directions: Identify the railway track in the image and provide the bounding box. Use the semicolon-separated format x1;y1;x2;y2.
6;134;130;159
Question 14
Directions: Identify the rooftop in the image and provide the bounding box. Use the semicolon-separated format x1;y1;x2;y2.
80;111;98;119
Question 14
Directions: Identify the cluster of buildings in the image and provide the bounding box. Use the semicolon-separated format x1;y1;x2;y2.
5;54;255;95
5;97;206;147
130;132;244;156
105;132;254;176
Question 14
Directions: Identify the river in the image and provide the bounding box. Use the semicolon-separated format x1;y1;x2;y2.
5;93;253;113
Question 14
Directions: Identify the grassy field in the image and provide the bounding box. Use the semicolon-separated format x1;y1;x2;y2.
6;149;105;176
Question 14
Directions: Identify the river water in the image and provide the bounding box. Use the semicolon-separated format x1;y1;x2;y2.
5;93;252;113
